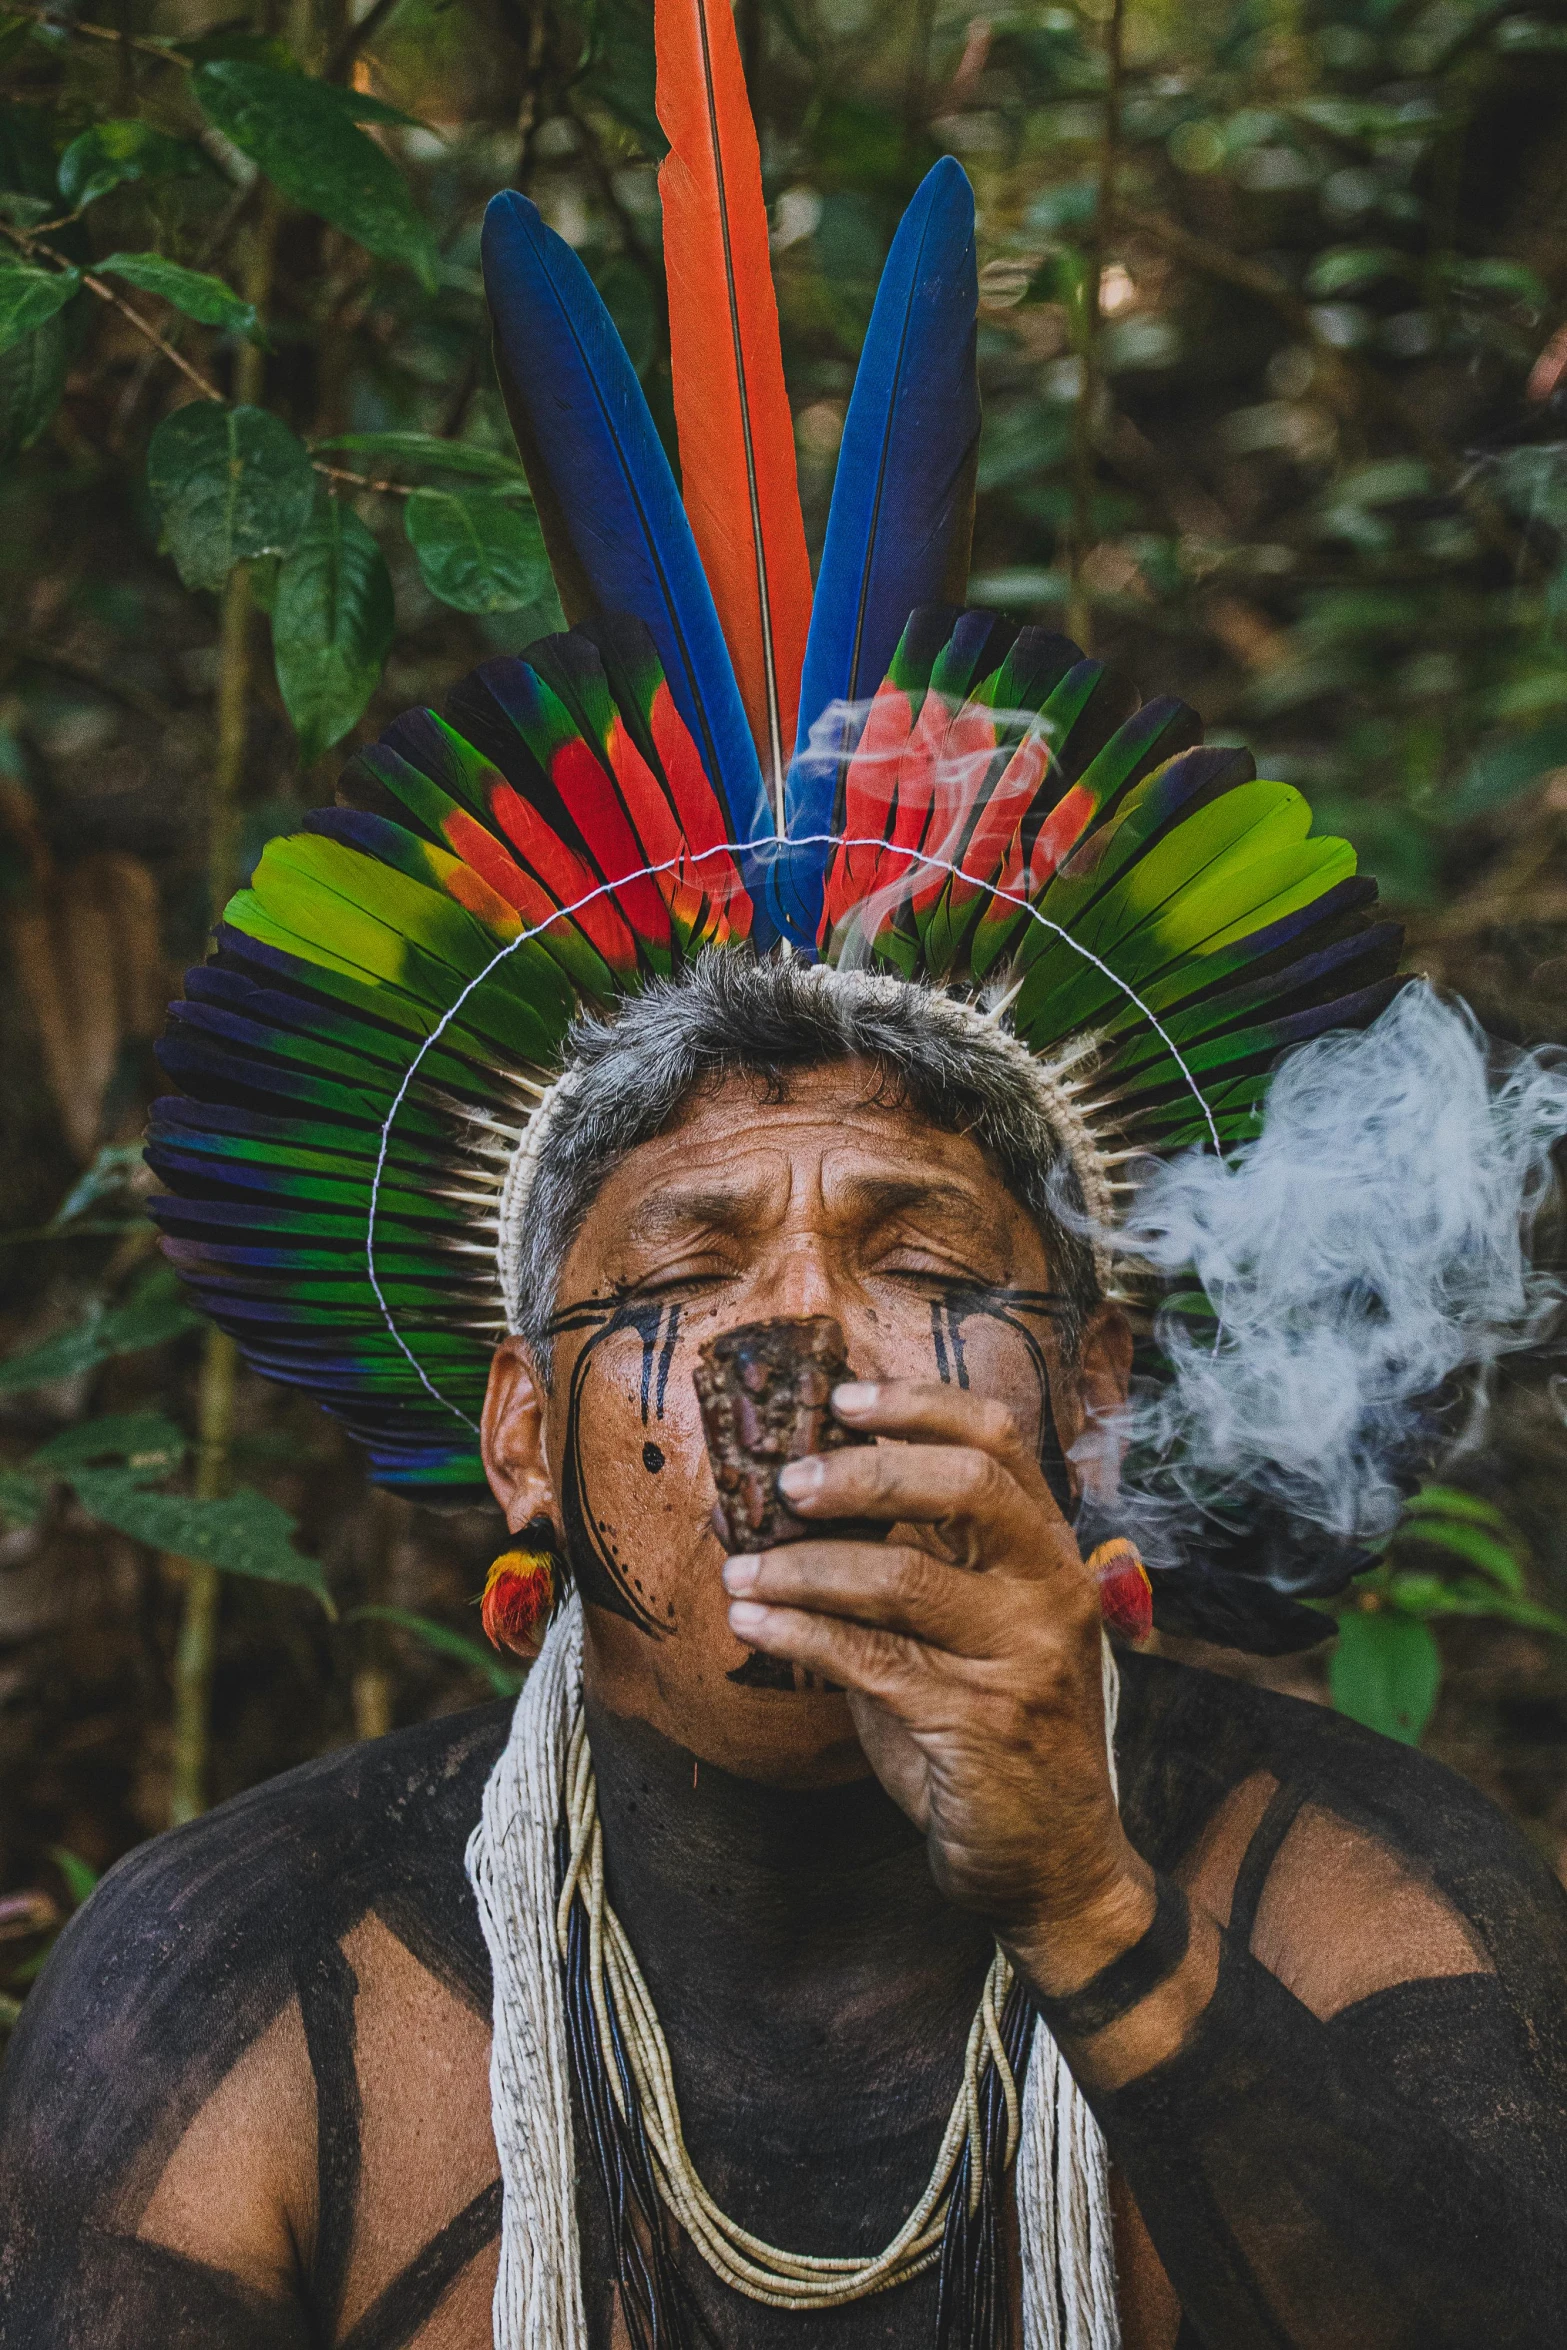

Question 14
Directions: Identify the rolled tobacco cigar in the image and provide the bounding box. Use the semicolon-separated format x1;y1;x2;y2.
694;1315;879;1552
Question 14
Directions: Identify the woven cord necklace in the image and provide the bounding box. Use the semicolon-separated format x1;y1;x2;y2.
554;1701;1027;2313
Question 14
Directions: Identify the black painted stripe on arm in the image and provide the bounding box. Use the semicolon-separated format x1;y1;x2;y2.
335;2178;503;2350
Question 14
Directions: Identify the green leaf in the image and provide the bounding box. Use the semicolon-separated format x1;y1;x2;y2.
33;1411;187;1474
57;121;208;210
146;402;316;593
0;308;68;460
1440;256;1550;305
0;1469;42;1530
0;1267;201;1391
314;430;530;484
51;1143;145;1229
68;1467;334;1609
0;192;56;230
585;0;663;150
96;252;262;342
1330;1608;1441;1744
0;257;80;356
1449;719;1567;820
312;85;431;133
174;28;297;69
192;61;438;289
271;498;394;762
1401;1483;1513;1530
48;1845;98;1908
1394;1515;1527;1593
1386;1575;1567;1638
1305;245;1410;297
347;1605;524;1697
404;488;553;614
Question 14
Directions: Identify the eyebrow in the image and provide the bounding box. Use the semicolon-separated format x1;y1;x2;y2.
840;1175;988;1228
621;1185;754;1245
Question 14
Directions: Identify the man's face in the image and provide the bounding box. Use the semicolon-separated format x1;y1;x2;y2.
483;1061;1128;1784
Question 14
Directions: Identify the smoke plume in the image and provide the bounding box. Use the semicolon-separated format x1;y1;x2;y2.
1088;982;1567;1580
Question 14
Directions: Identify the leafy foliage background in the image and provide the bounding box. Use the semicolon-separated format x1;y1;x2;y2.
1;0;1566;1996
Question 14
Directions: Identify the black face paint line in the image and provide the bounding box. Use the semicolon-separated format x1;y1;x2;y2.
643;1441;666;1473
924;1281;1078;1521
726;1647;844;1694
546;1291;684;1638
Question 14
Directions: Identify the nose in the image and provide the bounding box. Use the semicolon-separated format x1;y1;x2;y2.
751;1235;842;1324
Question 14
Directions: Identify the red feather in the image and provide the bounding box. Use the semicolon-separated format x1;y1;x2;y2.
657;0;813;817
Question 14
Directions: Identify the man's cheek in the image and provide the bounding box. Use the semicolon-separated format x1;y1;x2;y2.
560;1366;720;1632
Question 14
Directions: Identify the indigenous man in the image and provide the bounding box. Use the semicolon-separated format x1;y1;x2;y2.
3;960;1567;2350
4;10;1566;2343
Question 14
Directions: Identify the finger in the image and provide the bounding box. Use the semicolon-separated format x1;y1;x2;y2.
723;1540;1006;1653
778;1442;1034;1543
833;1379;1055;1494
725;1597;933;1708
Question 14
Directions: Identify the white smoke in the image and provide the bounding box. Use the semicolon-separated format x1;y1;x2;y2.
1089;982;1567;1567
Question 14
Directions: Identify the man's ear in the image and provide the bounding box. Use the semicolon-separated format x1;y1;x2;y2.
481;1335;557;1534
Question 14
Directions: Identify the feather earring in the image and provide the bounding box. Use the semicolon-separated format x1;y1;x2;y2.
483;1529;559;1658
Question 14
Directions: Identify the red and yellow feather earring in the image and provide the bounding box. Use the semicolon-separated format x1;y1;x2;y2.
482;1523;559;1659
1088;1537;1154;1644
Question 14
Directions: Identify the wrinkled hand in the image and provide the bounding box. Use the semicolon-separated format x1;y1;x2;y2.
723;1379;1154;1990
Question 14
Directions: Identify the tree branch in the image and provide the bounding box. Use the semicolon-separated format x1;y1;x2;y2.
325;0;408;82
1069;0;1125;653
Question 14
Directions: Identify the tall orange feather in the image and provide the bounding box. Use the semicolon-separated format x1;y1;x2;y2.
656;0;813;821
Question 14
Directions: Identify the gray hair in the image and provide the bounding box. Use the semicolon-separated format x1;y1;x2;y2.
506;954;1101;1379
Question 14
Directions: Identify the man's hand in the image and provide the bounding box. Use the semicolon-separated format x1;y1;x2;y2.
722;1378;1156;1994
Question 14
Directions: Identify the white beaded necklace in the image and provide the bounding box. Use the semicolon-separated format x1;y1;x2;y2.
556;1699;1021;2307
467;1595;1124;2350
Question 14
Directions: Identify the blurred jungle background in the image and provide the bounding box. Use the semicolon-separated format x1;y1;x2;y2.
2;0;1567;2010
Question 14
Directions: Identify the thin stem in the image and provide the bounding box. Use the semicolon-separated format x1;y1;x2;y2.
325;0;406;80
1068;0;1125;655
165;202;278;1831
313;458;412;497
0;219;229;402
12;3;186;62
168;1332;239;1824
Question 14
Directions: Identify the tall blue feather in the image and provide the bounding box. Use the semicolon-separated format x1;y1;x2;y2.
767;157;979;944
481;191;772;872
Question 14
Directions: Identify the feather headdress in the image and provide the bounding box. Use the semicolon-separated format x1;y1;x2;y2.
148;24;1403;1644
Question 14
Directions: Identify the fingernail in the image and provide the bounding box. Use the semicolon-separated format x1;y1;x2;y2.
833;1381;878;1414
728;1599;766;1634
778;1457;823;1498
722;1555;759;1592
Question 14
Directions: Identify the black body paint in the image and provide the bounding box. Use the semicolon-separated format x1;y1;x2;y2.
924;1281;1078;1519
3;1661;1567;2346
544;1290;685;1638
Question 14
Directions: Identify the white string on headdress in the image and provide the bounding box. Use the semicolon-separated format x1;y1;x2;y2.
364;832;1220;1429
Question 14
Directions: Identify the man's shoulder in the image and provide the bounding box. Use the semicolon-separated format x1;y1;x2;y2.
0;1701;511;2148
1119;1648;1567;1944
97;1696;508;1971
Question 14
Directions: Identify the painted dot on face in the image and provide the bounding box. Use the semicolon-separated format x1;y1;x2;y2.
642;1441;665;1473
